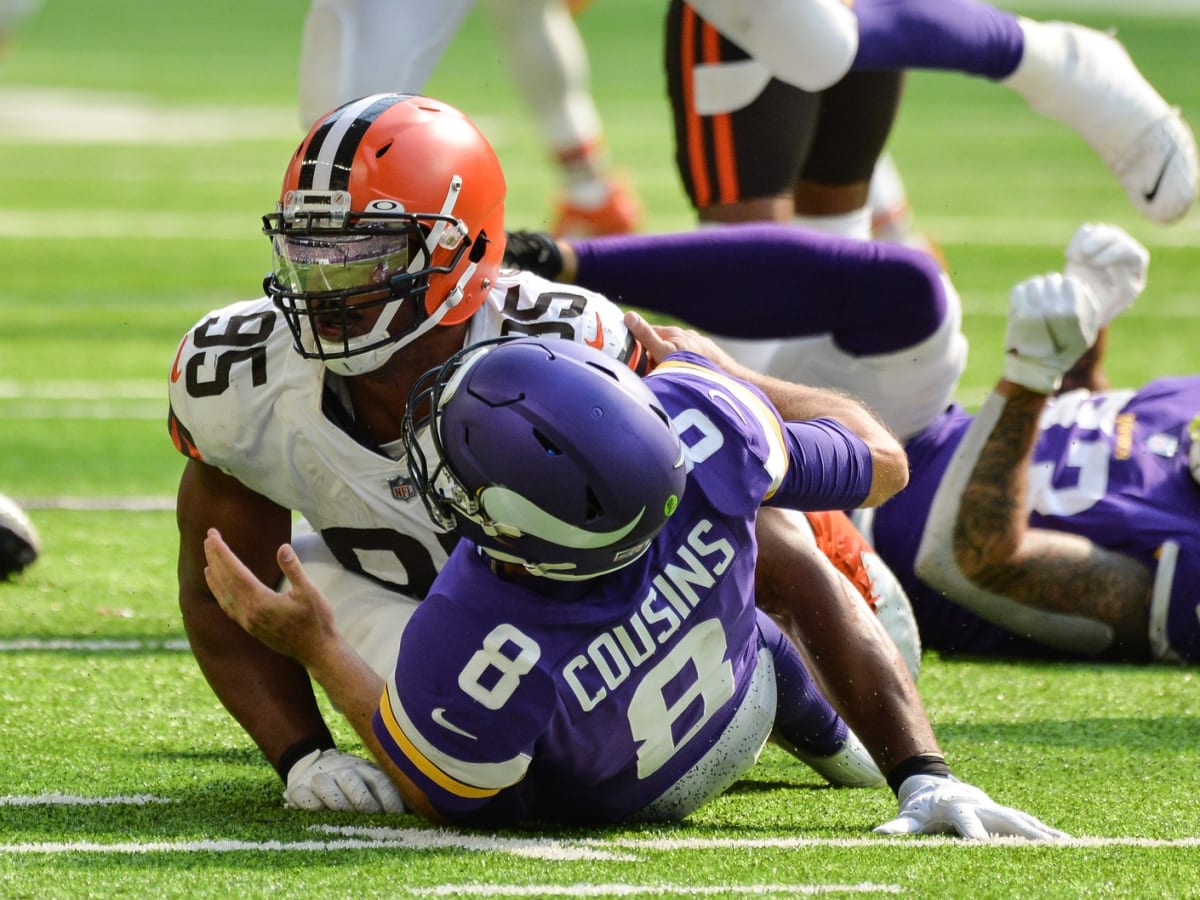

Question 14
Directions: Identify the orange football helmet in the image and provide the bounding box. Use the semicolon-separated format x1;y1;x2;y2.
263;93;507;375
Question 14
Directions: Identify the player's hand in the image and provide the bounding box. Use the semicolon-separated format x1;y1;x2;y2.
1064;223;1148;317
624;311;744;373
874;774;1068;840
203;528;336;668
1003;273;1106;394
284;748;406;814
502;230;565;279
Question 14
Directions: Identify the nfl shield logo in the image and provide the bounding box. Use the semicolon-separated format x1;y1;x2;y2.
388;476;417;501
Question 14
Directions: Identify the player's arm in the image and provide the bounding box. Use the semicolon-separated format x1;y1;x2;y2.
202;526;437;820
916;226;1154;659
627;311;907;507
505;226;949;357
920;381;1153;659
176;460;342;776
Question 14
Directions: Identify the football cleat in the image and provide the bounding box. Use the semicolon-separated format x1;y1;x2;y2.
1023;23;1198;224
0;493;40;579
552;176;644;238
776;728;886;789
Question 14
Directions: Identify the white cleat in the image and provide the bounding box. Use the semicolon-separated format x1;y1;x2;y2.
1014;22;1198;224
775;728;886;789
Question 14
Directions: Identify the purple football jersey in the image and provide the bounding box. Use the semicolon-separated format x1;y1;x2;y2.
872;377;1200;661
373;353;870;825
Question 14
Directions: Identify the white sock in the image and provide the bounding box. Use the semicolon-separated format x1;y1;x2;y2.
792;206;872;241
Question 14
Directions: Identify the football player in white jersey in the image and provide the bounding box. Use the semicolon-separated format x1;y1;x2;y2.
170;93;946;815
203;330;1065;838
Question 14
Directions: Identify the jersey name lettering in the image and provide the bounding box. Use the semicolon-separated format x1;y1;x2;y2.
562;519;735;713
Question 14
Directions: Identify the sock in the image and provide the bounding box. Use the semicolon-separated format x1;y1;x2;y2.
852;0;1024;79
792;206;872;241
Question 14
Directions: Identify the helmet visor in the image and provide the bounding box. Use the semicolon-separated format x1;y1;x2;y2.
271;232;414;296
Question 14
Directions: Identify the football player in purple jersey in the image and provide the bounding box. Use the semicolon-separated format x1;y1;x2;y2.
861;225;1200;665
205;327;1064;837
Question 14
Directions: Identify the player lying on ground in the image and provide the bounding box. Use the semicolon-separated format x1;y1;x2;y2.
205;329;1065;838
861;226;1200;664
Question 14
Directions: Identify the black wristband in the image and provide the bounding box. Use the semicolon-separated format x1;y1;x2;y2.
886;753;951;796
274;732;337;782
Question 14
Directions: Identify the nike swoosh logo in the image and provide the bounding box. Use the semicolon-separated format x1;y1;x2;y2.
169;338;187;383
432;707;477;740
1143;145;1177;203
584;312;605;350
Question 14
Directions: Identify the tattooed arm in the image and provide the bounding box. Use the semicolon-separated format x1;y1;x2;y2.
915;381;1153;660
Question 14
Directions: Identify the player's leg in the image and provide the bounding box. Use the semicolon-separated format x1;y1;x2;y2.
757;606;884;788
802;511;922;680
848;0;1197;224
792;69;904;240
297;0;474;128
483;0;641;237
664;0;819;371
664;0;816;226
869;152;946;268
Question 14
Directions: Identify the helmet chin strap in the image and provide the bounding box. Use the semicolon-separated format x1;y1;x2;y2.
322;261;480;377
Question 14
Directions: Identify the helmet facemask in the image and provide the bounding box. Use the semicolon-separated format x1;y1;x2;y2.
263;184;477;377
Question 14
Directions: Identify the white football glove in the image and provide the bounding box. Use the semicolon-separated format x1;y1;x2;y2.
874;774;1068;840
284;748;406;814
1003;273;1106;394
1064;223;1149;315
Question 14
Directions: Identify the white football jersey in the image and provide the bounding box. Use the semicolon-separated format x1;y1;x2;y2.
168;270;640;602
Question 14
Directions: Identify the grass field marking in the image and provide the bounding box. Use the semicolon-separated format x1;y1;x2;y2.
313;825;635;860
0;834;634;862
404;885;903;896
0;380;163;399
0;87;296;145
322;826;1200;852
11;497;176;511
591;835;1200;850
0;638;189;651
0;793;171;807
4;825;1200;859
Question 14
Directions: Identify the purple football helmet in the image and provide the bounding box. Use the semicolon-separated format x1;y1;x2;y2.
403;337;686;580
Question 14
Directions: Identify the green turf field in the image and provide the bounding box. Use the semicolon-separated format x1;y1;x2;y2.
1;1;1199;896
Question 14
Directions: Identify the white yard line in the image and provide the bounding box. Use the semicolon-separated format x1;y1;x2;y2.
0;823;1197;855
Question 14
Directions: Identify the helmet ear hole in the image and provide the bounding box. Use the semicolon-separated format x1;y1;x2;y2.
533;430;562;457
585;487;604;522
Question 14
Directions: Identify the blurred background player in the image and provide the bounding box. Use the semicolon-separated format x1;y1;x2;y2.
297;0;642;237
670;0;1196;235
0;0;40;54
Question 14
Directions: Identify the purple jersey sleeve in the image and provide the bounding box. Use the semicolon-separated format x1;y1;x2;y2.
570;224;948;355
766;418;873;511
